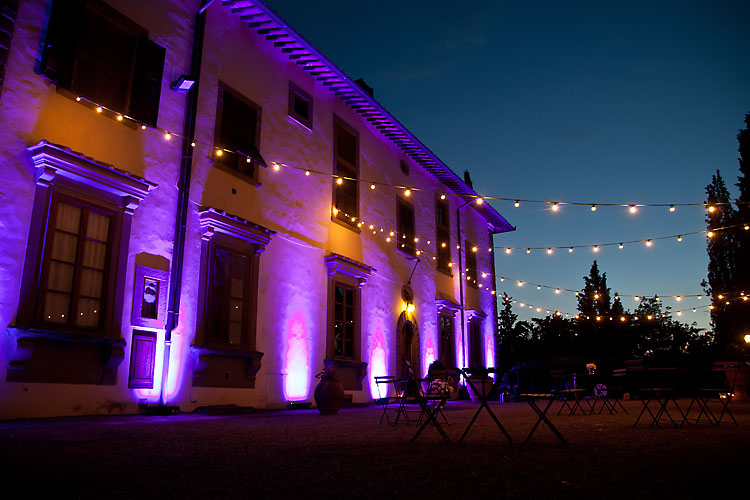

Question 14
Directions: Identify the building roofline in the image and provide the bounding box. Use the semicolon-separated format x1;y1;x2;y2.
222;0;515;234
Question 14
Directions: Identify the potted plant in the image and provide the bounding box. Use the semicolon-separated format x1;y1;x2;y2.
313;367;345;415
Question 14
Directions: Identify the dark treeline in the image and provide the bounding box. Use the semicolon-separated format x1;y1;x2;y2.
496;261;711;374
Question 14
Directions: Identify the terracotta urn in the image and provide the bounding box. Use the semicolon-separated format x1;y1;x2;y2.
314;372;345;415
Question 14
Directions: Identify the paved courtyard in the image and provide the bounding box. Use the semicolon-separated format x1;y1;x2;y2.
0;399;747;499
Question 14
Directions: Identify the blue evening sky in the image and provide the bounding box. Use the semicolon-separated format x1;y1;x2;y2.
264;0;750;330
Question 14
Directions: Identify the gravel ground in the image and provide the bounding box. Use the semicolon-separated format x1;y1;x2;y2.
0;399;748;499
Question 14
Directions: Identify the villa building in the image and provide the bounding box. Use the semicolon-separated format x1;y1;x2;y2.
0;0;513;419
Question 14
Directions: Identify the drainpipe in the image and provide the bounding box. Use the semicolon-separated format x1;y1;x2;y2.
159;0;215;407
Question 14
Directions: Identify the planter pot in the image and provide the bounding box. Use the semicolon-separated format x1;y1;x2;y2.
314;377;345;415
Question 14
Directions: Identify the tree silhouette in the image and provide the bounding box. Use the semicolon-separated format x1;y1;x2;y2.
704;170;739;353
577;261;612;318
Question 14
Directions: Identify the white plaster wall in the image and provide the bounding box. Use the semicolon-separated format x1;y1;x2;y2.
0;0;501;418
0;0;197;419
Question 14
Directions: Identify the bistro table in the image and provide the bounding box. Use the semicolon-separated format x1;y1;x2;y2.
457;368;513;445
517;393;567;445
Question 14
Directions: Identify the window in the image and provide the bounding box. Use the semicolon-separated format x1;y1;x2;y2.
214;84;266;180
465;239;478;288
469;320;483;369
288;82;313;129
332;119;359;225
333;282;355;359
196;209;274;350
16;141;155;337
324;254;372;365
438;314;455;368
436;197;451;273
40;0;165;126
39;195;115;329
397;197;416;257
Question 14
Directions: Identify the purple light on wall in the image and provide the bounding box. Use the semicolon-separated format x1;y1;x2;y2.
284;311;310;401
423;335;436;377
485;328;495;369
165;328;187;399
368;318;387;399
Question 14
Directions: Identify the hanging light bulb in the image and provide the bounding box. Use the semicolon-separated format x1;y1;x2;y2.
677;235;682;242
594;293;599;300
116;114;123;121
476;197;484;205
745;225;750;231
634;296;640;301
164;131;172;140
555;288;561;294
618;243;624;249
708;205;716;213
551;202;559;211
404;188;411;197
96;106;103;113
675;296;682;301
591;205;597;212
593;245;599;252
514;200;520;208
526;248;531;254
441;242;446;248
547;248;553;255
569;247;574;253
191;141;196;147
440;193;446;200
669;205;676;212
75;96;82;101
629;205;637;214
505;248;511;254
215;149;223;157
646;239;653;247
370;183;376;190
141;124;147;130
692;308;696;312
336;177;343;185
273;163;280;171
537;285;542;290
472;246;477;252
707;231;714;238
305;170;311;176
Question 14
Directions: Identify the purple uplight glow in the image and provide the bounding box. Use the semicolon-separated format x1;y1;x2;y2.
422;335;436;377
284;311;311;401
368;318;388;399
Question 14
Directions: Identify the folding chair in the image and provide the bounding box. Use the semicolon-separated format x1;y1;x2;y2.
684;362;739;427
374;375;408;425
594;369;628;415
405;360;450;443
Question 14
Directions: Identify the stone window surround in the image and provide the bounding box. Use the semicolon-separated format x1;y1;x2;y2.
8;140;157;384
323;254;372;391
191;208;274;389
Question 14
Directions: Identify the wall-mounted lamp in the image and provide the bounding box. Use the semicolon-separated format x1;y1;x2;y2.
171;75;196;93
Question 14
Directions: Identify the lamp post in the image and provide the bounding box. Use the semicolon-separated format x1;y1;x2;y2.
456;196;483;370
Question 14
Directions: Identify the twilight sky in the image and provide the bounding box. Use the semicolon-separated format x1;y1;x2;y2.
264;0;750;330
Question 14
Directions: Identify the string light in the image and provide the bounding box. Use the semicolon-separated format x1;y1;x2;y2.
551;202;559;212
404;188;411;197
496;223;745;254
629;205;637;214
96;106;103;113
515;200;520;207
440;193;446;200
669;205;676;212
273;163;280;171
164;131;171;140
569;247;573;253
591;205;597;212
547;248;553;255
336;177;343;185
305;170;311;176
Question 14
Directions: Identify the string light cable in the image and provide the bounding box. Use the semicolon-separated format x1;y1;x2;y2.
495;223;749;254
71;94;750;214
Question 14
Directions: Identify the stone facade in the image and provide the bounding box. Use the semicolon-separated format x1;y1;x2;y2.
0;0;512;419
